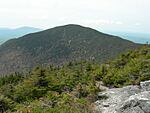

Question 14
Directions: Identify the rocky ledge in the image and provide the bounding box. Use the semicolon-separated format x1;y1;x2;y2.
95;80;150;113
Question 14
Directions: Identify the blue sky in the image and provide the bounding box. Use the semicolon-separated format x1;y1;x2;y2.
0;0;149;33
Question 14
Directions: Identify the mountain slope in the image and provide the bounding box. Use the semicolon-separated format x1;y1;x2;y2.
0;24;140;74
0;27;42;45
0;45;150;113
97;45;150;87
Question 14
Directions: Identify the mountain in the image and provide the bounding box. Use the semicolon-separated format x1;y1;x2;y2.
0;27;42;45
0;24;140;75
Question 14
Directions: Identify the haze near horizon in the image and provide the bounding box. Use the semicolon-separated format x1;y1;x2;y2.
0;0;149;34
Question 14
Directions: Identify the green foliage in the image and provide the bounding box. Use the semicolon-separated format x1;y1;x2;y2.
0;45;150;112
0;95;16;112
0;73;25;87
0;61;99;112
101;45;150;87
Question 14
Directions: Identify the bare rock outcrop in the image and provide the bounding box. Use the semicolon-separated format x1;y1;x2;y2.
95;80;150;113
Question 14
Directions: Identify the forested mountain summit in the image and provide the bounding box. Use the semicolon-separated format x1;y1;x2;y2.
0;24;140;75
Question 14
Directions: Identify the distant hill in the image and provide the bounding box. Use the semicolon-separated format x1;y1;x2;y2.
0;27;42;45
0;24;140;75
106;31;150;44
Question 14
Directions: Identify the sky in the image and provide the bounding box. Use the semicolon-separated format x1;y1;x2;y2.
0;0;149;33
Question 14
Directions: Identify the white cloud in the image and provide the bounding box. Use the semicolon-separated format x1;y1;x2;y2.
58;16;69;21
135;23;142;26
0;0;149;33
82;19;124;26
116;21;123;25
82;19;111;25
